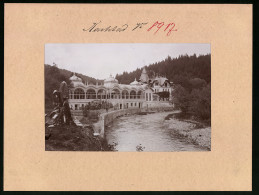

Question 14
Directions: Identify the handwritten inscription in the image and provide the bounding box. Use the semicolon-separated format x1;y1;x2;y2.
83;21;177;36
83;21;128;32
132;23;148;31
147;21;177;36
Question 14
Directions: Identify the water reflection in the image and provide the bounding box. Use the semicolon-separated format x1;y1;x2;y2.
105;112;207;152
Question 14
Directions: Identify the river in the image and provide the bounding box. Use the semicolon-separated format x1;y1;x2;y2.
105;111;207;152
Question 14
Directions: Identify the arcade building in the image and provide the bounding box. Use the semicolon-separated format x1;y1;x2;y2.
68;68;174;110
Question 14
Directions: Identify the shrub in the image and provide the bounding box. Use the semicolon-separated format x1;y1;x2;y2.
172;84;191;114
155;91;170;101
190;84;211;120
172;82;211;121
83;100;113;117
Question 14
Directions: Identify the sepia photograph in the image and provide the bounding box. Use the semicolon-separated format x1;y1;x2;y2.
45;43;211;152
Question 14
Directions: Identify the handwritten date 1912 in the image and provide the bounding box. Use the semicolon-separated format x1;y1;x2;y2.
147;21;177;36
83;21;177;37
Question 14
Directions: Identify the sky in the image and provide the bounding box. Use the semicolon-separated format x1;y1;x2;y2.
45;43;210;80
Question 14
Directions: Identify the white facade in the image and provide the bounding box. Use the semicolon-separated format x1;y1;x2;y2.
68;68;173;110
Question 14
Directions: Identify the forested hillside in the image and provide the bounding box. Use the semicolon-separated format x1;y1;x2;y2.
115;54;211;84
115;54;211;122
44;64;102;109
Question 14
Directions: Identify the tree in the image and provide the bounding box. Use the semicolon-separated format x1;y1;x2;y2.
115;54;211;84
190;84;211;120
172;84;191;114
172;83;211;121
156;91;170;101
189;78;207;89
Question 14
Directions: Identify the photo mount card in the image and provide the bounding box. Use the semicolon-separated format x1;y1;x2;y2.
4;4;252;191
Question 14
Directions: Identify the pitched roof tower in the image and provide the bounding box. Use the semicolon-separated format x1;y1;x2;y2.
139;67;149;83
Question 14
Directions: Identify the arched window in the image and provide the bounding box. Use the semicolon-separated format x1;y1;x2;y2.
137;91;143;99
122;90;129;99
74;88;85;99
130;90;136;99
97;89;106;99
86;89;96;99
111;89;120;99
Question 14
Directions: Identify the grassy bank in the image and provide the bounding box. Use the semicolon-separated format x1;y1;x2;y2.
165;112;211;150
45;123;112;151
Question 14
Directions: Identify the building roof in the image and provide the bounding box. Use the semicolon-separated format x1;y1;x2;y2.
152;76;169;86
70;81;85;88
103;74;118;88
69;73;82;82
68;73;157;92
139;68;149;83
104;74;118;83
130;78;141;86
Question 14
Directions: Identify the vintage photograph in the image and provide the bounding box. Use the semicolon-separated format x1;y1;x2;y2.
45;43;211;152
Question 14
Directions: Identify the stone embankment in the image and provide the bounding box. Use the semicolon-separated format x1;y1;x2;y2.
165;116;211;150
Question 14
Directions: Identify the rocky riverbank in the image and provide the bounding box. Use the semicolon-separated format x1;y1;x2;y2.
165;113;211;150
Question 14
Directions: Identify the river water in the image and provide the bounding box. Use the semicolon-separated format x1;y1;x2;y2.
105;111;207;152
